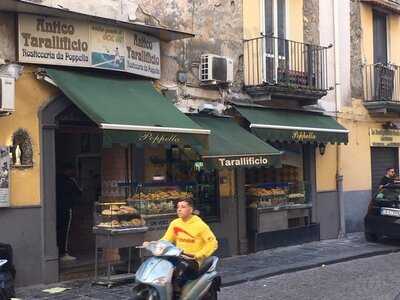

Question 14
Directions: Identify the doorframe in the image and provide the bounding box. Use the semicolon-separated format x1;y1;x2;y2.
39;94;71;283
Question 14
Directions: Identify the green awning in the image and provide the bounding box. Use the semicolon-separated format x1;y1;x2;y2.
235;106;349;144
190;115;281;168
42;68;209;148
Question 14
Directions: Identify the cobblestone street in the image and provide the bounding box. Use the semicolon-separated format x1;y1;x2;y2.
16;233;400;299
220;252;400;300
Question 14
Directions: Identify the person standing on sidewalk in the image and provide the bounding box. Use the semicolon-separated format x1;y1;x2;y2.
56;162;82;261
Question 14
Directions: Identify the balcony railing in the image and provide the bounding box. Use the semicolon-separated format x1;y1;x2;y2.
243;36;330;93
364;63;400;102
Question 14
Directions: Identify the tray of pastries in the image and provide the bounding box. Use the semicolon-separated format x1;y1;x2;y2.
101;204;138;216
96;217;146;228
246;187;287;197
129;190;193;201
94;201;146;230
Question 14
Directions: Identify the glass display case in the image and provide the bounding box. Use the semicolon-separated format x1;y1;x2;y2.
94;201;146;229
246;182;312;235
246;182;308;209
127;185;194;217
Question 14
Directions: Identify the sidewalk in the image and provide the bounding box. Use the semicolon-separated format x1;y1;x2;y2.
16;233;400;299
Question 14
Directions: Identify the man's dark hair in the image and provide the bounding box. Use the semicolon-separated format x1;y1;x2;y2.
386;167;395;172
179;198;194;208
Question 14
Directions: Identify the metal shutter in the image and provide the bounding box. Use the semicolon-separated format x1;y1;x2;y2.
371;147;398;193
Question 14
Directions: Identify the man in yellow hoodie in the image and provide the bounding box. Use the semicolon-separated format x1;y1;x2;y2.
161;198;218;286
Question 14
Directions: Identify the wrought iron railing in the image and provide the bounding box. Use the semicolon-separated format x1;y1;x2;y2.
364;63;400;102
243;35;330;91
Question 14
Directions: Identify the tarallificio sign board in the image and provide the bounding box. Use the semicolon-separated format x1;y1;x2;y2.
203;154;281;169
0;147;10;208
369;128;400;147
18;13;161;79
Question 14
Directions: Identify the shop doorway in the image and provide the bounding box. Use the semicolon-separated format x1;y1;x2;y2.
54;106;102;280
371;147;399;194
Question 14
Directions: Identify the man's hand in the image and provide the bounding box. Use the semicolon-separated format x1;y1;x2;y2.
181;253;195;260
142;241;150;247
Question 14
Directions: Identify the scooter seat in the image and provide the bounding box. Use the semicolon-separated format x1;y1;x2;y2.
197;256;217;277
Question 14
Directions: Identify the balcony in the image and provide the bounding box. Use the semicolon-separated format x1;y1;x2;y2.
360;0;400;14
363;63;400;113
243;36;330;105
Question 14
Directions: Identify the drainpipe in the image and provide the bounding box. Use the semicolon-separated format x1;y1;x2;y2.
332;0;346;238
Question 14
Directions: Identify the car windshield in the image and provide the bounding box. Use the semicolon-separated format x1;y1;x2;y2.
375;185;400;201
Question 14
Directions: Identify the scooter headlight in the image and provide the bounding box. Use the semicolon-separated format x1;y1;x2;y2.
153;244;166;256
152;276;169;286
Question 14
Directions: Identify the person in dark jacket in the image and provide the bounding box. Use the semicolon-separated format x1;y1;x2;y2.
56;162;82;260
379;167;396;190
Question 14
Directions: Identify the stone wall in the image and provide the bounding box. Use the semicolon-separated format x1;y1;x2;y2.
140;0;244;93
22;0;140;23
303;0;320;45
0;12;16;62
350;0;364;99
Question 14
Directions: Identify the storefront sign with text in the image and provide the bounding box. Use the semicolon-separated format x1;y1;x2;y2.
292;131;317;142
217;156;269;168
369;128;400;147
18;13;161;79
137;132;182;145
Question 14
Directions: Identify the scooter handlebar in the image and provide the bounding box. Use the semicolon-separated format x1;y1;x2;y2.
180;253;196;260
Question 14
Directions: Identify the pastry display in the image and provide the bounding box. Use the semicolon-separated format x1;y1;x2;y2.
129;190;192;201
128;186;194;217
288;193;305;199
94;201;145;230
101;205;137;216
247;187;286;197
95;186;195;228
97;218;145;228
246;184;307;209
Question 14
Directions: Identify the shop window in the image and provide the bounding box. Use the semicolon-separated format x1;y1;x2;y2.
127;147;220;222
166;147;220;221
245;143;311;209
192;164;220;222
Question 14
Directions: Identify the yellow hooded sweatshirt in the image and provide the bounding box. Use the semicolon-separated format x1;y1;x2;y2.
161;215;218;265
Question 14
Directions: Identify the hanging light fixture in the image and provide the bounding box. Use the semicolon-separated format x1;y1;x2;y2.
318;143;326;155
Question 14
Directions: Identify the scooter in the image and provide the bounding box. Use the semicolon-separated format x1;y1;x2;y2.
132;240;220;300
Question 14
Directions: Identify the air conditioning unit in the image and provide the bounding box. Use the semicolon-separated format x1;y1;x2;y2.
0;77;15;113
199;54;233;83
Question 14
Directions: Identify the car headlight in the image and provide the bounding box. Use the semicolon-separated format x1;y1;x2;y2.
152;276;169;286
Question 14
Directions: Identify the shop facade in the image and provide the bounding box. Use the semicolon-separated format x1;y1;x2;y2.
0;8;282;285
0;3;215;286
38;68;287;282
231;105;349;250
0;0;351;287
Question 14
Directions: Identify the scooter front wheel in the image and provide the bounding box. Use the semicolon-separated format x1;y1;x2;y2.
132;284;160;300
201;284;218;300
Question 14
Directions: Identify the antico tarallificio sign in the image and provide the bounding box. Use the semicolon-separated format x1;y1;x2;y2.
18;14;161;79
